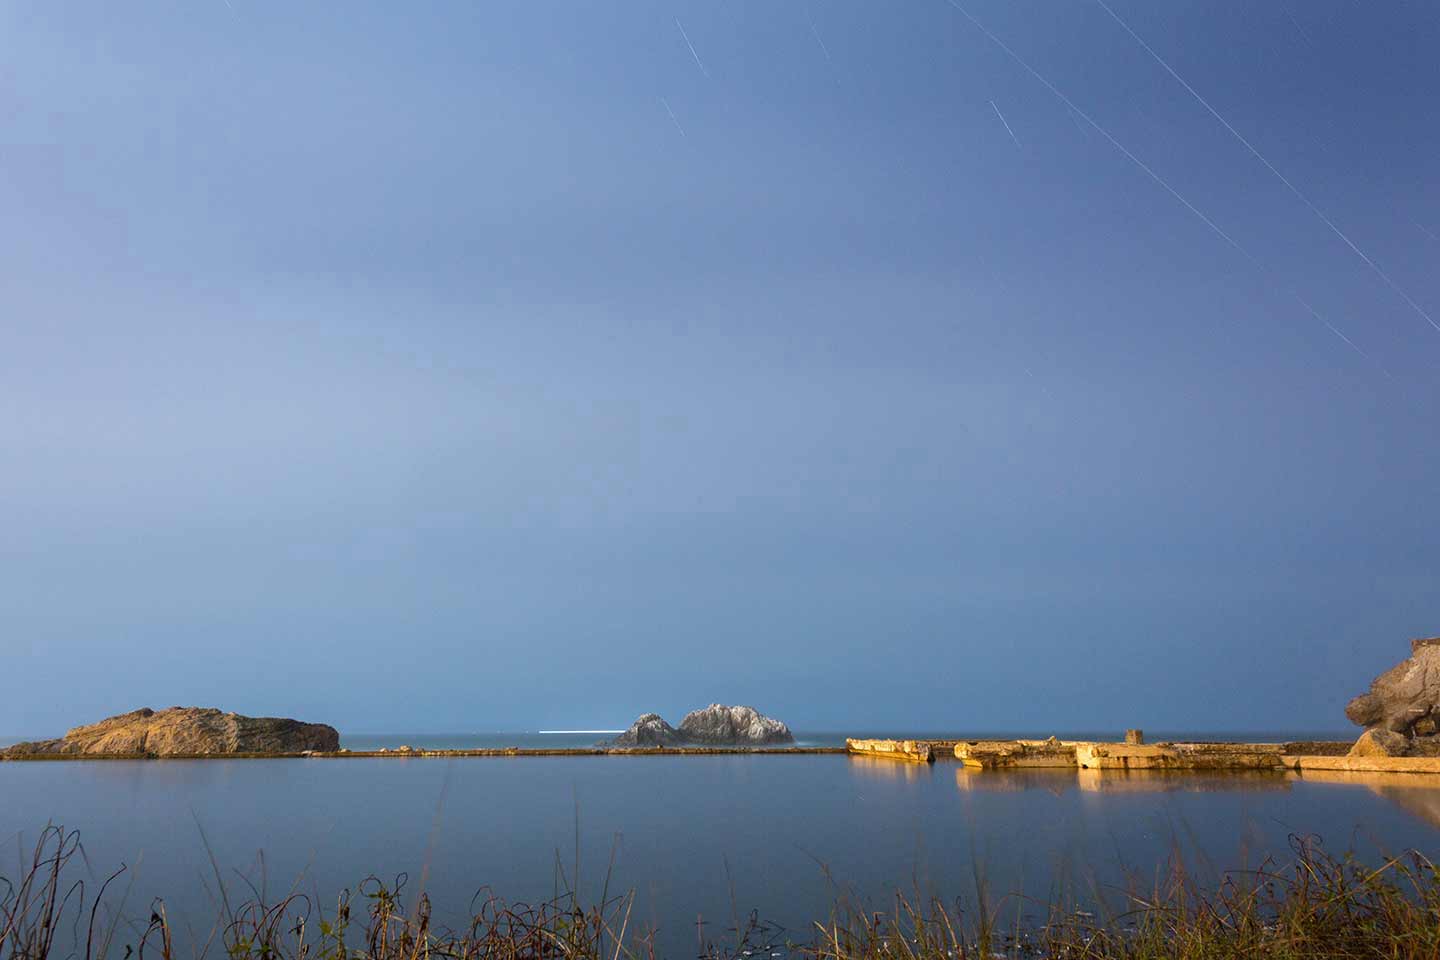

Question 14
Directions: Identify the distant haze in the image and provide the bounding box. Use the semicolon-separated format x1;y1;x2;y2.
1;2;1435;737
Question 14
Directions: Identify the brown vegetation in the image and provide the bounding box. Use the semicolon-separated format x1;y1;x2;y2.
5;827;1440;960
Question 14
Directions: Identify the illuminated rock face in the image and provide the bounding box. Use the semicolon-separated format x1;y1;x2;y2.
2;707;339;757
953;738;1076;768
610;705;794;747
848;739;934;763
1345;638;1440;756
678;705;794;745
1349;727;1410;758
1075;741;1289;771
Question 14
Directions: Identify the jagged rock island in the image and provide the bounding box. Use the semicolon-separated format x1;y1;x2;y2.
1346;637;1440;758
610;705;794;747
610;713;684;747
1;707;340;758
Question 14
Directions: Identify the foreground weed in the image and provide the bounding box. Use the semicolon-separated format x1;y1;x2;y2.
5;827;1438;960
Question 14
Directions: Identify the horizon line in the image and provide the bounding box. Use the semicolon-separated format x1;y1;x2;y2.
538;730;625;734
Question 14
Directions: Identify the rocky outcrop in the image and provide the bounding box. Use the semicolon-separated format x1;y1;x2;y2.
2;707;339;758
610;713;684;747
954;738;1077;769
1076;741;1289;771
677;705;794;745
1350;727;1410;758
608;706;793;747
1347;638;1440;735
1345;637;1440;759
848;738;934;763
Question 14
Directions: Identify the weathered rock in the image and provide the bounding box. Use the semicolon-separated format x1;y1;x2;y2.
848;738;934;763
1281;740;1354;757
954;739;1077;769
677;704;794;745
1076;741;1288;771
610;713;683;747
1346;637;1440;735
1;707;339;758
606;706;793;747
1409;735;1440;757
1349;727;1411;758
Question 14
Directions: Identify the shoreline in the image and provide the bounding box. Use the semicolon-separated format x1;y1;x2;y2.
11;747;1440;777
11;736;1440;776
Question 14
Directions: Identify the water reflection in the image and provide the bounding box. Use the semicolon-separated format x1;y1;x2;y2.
4;756;1438;960
1291;770;1440;829
952;766;1293;795
953;766;1073;795
1076;769;1292;794
847;755;934;782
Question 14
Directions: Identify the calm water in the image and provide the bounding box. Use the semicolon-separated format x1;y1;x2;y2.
334;729;1356;750
3;747;1438;957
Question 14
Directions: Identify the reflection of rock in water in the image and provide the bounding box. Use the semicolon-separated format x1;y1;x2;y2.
1293;769;1440;829
848;755;933;782
952;767;1292;796
1076;769;1291;793
954;766;1076;796
1376;786;1440;828
956;765;1296;794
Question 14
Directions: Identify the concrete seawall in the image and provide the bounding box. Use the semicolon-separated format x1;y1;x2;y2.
1283;755;1440;775
944;738;1359;772
954;739;1079;768
845;739;936;762
846;735;1379;771
1075;741;1294;771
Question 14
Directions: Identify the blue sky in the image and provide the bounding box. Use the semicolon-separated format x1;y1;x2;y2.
2;1;1436;736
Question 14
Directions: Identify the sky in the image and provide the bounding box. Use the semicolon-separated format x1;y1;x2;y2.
1;1;1437;737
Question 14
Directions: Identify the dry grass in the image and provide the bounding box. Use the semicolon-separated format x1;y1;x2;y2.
4;826;1438;960
809;834;1440;959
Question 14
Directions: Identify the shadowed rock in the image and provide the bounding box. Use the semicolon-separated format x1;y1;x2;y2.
2;707;339;757
610;713;683;747
677;704;794;745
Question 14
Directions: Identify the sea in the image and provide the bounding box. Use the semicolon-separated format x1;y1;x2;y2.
331;729;1356;751
3;729;1436;957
